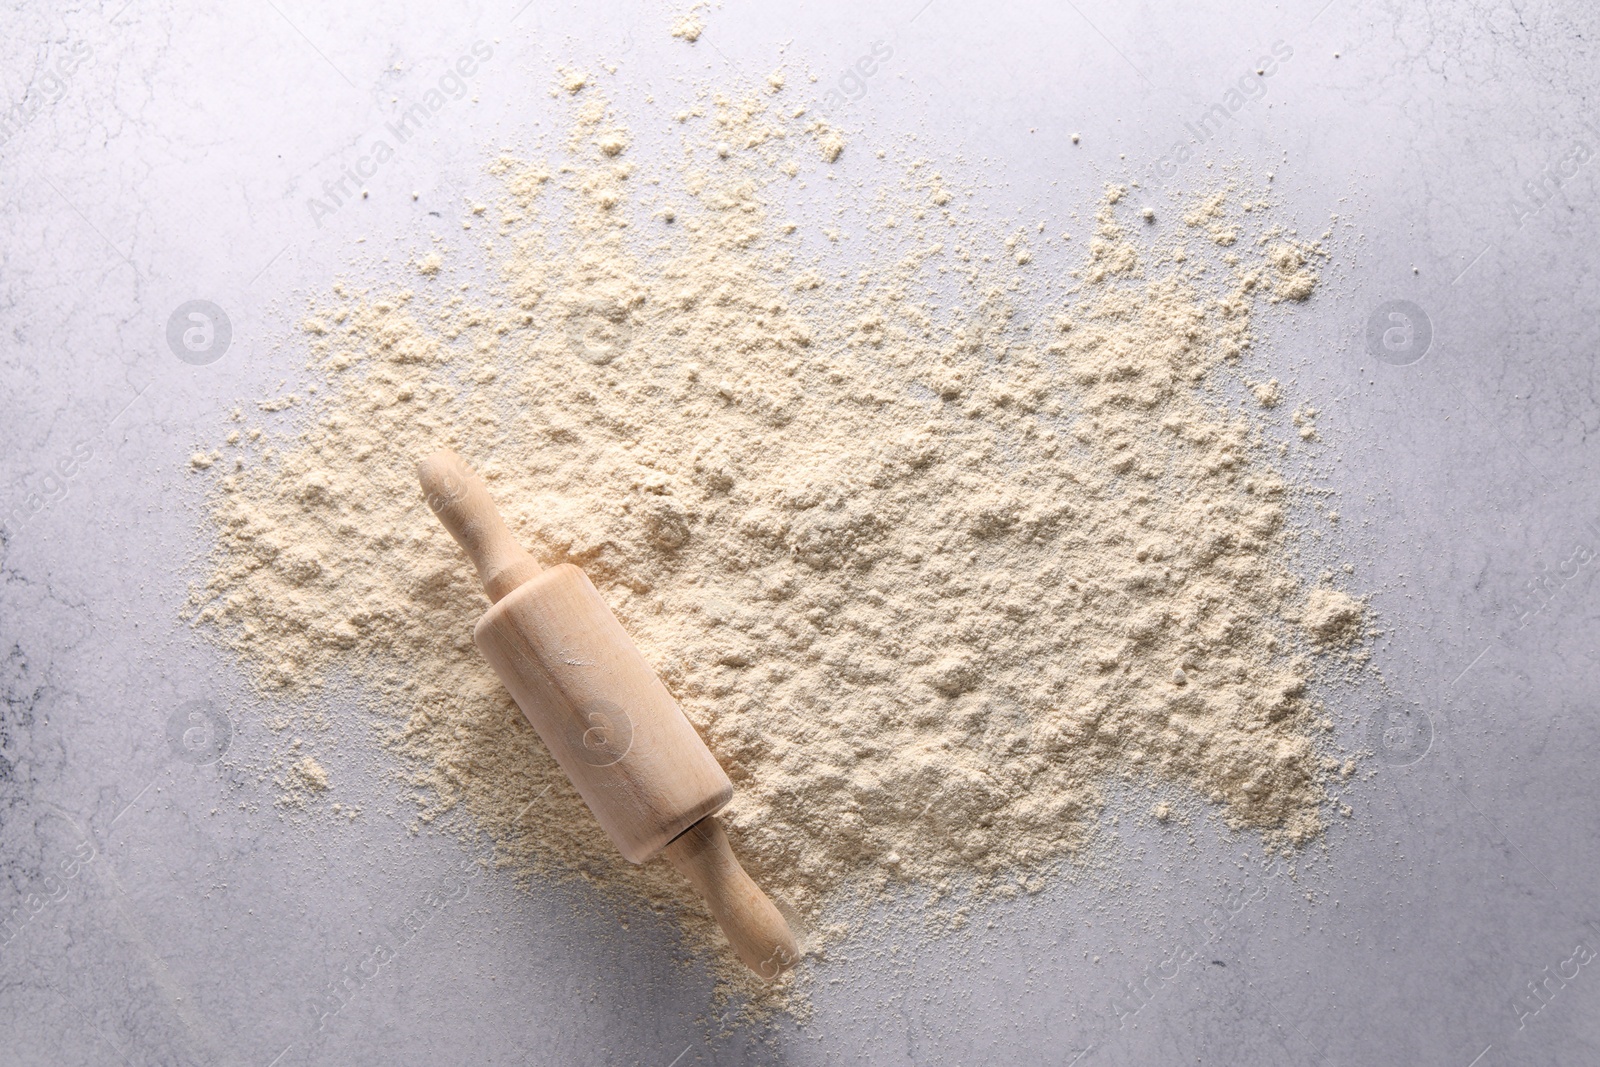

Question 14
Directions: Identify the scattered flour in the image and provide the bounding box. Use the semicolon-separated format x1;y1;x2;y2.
671;11;704;43
189;77;1360;1001
294;756;330;792
1267;242;1319;302
1251;377;1282;408
275;754;331;807
1301;587;1366;648
556;66;588;94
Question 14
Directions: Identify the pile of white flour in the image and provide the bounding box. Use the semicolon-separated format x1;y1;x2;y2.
188;75;1362;995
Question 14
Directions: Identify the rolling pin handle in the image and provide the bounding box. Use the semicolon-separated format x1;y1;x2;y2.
418;450;797;979
417;450;543;602
662;815;799;979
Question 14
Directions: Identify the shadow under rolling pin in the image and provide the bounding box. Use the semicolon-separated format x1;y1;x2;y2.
417;450;798;978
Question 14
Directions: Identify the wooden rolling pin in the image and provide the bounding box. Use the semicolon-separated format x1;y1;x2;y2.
417;450;798;978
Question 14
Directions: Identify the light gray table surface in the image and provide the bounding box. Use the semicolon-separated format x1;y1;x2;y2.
2;1;1598;1064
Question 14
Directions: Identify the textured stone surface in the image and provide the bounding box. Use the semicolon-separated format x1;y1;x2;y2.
1;1;1597;1064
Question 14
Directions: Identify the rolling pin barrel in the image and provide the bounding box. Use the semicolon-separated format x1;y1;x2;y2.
473;563;733;862
418;450;797;978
